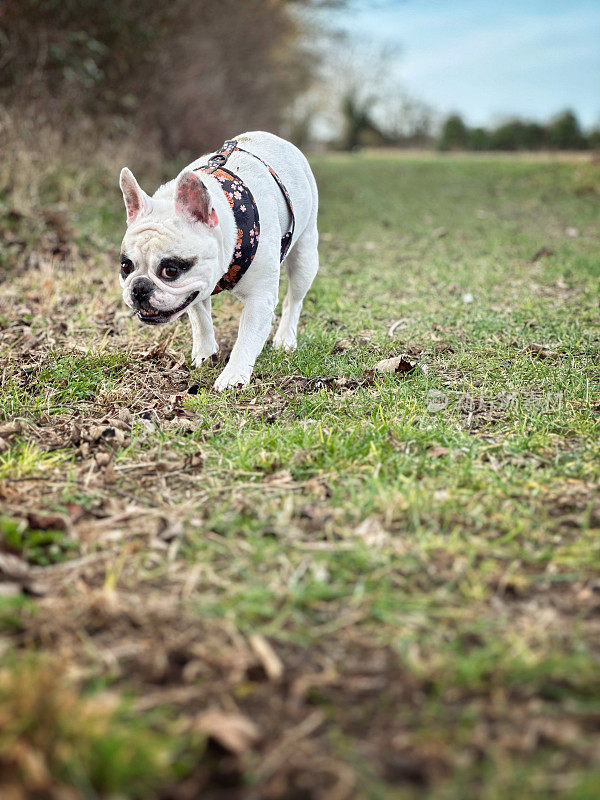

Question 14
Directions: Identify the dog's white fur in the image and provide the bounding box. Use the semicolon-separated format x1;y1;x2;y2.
119;131;319;390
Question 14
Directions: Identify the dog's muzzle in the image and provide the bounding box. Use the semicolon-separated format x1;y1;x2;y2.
130;277;199;325
131;277;155;306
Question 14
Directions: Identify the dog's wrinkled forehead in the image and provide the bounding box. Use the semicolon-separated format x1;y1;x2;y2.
122;220;182;261
121;216;216;269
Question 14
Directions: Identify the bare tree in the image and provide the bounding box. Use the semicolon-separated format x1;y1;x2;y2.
301;37;435;148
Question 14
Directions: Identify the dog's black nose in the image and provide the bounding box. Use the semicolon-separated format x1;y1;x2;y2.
131;278;154;304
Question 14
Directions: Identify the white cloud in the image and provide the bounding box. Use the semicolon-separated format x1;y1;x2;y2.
331;0;600;126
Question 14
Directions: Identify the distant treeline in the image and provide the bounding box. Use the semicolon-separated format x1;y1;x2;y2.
439;111;599;152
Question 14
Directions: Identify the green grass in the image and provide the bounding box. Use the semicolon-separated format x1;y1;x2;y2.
0;350;133;417
0;515;77;565
1;151;599;798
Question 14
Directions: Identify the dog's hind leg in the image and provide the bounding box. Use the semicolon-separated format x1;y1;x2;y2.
273;224;319;352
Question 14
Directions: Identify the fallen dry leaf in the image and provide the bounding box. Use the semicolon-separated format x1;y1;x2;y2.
0;420;23;437
94;452;111;467
333;338;353;352
0;553;30;582
434;343;455;354
263;469;294;485
65;503;85;523
522;343;560;360
428;445;466;460
388;318;408;337
0;553;49;597
26;512;66;531
196;709;260;754
531;246;555;262
428;446;450;458
183;450;204;470
249;634;284;681
353;518;390;547
304;477;330;499
372;355;417;375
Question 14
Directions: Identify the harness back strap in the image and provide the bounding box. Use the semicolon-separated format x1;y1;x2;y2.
195;139;296;295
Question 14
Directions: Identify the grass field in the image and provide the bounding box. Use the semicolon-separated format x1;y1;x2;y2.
1;151;599;799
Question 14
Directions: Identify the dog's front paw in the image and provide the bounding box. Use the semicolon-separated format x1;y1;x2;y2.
191;341;219;368
214;366;251;391
272;332;297;352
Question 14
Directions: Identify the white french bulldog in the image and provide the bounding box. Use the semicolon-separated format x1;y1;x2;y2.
118;131;319;390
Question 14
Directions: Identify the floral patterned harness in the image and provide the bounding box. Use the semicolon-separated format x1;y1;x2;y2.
195;140;296;295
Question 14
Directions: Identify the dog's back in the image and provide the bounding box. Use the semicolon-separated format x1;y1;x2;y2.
186;131;318;249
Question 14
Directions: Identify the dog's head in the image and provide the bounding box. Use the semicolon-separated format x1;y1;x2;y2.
118;168;222;324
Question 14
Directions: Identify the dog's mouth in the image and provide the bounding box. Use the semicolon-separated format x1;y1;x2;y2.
137;291;199;325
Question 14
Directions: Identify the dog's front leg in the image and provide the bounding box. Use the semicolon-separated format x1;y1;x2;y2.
214;294;276;391
189;298;218;367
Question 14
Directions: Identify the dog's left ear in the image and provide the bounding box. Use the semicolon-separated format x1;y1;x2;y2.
119;168;151;225
175;172;218;228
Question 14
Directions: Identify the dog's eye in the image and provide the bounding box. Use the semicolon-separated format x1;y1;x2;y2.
157;257;196;281
160;265;179;280
120;257;134;277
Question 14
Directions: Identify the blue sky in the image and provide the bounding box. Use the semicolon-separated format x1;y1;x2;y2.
329;0;600;128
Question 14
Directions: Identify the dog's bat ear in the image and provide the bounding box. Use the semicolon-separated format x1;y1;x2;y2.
119;167;151;225
175;172;218;228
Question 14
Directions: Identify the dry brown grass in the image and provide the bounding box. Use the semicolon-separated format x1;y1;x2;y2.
0;106;162;215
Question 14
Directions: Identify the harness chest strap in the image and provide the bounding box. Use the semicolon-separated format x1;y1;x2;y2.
195;140;296;295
